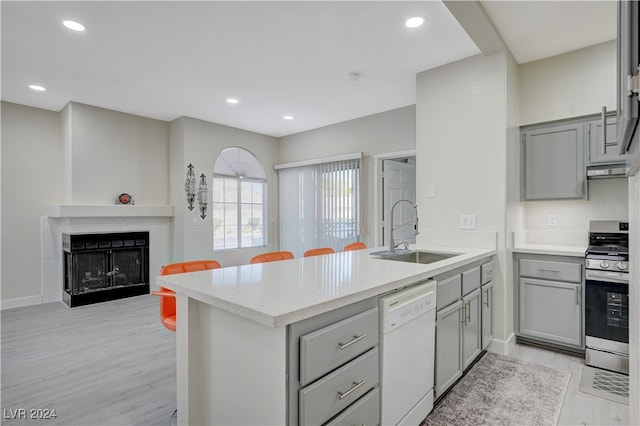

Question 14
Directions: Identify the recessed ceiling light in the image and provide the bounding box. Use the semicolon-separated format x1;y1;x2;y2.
63;20;86;32
283;115;294;120
28;84;46;92
226;98;239;104
405;17;424;29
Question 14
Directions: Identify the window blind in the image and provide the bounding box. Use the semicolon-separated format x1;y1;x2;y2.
279;158;361;257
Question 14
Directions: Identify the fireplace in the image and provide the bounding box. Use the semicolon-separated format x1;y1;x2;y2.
62;232;149;307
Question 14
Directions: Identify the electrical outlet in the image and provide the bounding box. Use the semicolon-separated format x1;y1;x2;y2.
548;214;558;227
460;214;477;230
426;184;436;199
192;217;198;226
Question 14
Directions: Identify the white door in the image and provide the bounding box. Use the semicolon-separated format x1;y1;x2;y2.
383;158;417;245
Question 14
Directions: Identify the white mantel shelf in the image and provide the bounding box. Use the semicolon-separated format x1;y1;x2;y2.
47;204;174;218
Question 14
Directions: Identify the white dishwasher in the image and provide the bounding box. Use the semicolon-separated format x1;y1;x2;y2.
379;280;436;426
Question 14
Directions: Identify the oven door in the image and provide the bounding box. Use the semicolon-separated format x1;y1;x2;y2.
584;270;629;345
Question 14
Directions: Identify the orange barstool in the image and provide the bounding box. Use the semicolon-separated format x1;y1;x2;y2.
344;242;366;251
304;247;336;257
152;260;222;332
250;251;295;264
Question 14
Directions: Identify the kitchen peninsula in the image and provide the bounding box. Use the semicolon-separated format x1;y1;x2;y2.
157;245;495;425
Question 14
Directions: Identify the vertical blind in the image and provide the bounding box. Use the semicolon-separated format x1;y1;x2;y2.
278;157;361;257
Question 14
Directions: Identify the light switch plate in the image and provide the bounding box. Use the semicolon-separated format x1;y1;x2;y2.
460;214;477;230
548;214;558;227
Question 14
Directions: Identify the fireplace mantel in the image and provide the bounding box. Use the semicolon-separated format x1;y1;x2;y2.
48;204;174;218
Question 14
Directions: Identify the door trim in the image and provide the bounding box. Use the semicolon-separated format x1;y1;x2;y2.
373;149;416;247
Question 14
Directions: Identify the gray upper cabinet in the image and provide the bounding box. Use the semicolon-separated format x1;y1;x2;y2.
522;121;586;200
587;115;626;165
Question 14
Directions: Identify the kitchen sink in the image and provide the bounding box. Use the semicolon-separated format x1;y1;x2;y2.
376;250;459;265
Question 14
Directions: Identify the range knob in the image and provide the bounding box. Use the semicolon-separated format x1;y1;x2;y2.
616;262;627;271
600;261;610;269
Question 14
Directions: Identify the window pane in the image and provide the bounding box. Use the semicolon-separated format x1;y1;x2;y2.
240;204;252;226
224;226;238;249
224;179;238;203
241;181;252;203
225;204;238;226
211;178;224;203
252;225;264;246
252;182;263;204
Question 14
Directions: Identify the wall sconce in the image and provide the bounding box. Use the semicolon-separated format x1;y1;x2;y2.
197;173;208;219
185;164;196;211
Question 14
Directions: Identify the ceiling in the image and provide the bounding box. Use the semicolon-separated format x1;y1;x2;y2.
1;1;617;138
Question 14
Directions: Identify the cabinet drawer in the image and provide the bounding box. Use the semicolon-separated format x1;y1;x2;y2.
437;274;461;309
325;387;379;426
462;266;481;295
299;347;379;426
481;261;494;284
300;307;378;386
520;259;582;283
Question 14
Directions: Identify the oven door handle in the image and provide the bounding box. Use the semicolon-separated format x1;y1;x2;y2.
585;270;629;284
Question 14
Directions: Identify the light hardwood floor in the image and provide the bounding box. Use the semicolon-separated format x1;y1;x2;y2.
1;296;630;425
1;296;176;425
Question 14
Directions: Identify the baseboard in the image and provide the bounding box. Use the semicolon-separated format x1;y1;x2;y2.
0;295;43;310
487;332;516;356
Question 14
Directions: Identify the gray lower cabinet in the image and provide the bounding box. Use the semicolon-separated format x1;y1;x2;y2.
515;254;584;350
481;281;493;350
519;278;582;347
435;300;463;397
521;121;586;200
287;298;380;425
435;258;492;399
462;289;481;370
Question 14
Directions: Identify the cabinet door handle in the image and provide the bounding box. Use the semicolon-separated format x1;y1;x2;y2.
601;106;618;154
576;287;580;306
338;334;366;350
337;380;366;400
483;289;490;308
461;304;467;325
466;301;471;324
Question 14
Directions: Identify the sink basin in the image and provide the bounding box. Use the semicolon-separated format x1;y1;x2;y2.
376;250;458;265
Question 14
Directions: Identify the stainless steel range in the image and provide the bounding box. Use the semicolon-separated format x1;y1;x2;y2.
584;220;629;374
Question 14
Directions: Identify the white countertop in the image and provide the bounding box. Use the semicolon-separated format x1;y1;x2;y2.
512;244;587;257
157;245;495;328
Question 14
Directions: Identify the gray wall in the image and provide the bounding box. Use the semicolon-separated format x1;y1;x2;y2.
416;53;511;346
278;105;416;246
63;102;170;204
1;102;62;301
170;116;280;267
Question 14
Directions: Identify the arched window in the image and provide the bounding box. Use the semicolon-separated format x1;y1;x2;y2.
212;147;267;250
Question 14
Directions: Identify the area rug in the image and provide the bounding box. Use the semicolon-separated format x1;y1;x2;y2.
423;352;570;426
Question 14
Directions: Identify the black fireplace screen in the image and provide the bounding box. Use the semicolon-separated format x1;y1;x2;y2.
63;232;149;301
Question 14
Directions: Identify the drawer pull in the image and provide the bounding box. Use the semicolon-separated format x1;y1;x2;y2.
338;334;366;350
537;268;559;275
337;380;366;400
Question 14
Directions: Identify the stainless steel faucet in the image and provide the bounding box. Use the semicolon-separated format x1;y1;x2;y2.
388;199;419;254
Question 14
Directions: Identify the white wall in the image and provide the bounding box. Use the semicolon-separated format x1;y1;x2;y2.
278;105;416;247
416;52;510;345
64;102;169;204
518;41;628;240
519;41;616;125
1;102;62;302
170;116;280;267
